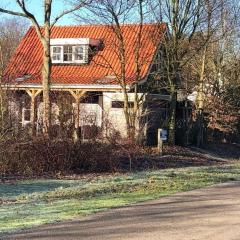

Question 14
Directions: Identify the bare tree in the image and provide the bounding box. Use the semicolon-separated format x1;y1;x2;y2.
75;0;161;141
0;0;91;137
193;0;240;145
175;0;240;145
148;0;210;144
0;40;4;133
0;17;28;136
0;17;28;69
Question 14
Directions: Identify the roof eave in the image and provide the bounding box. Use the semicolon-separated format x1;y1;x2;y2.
2;83;129;92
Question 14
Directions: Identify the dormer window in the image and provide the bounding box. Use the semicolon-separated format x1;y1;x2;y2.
51;45;88;64
50;38;90;64
50;38;103;64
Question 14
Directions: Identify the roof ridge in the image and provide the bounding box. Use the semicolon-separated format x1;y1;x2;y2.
29;22;165;29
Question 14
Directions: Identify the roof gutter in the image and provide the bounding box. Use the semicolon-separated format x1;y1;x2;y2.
2;83;129;91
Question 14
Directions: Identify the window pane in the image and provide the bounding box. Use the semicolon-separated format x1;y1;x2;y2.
63;46;73;62
64;53;72;61
64;46;72;53
24;109;31;121
75;53;83;60
53;54;61;61
76;46;83;53
53;47;61;53
112;101;124;108
75;46;84;61
111;101;134;108
51;46;62;62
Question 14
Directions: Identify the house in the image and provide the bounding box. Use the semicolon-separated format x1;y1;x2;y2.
2;23;169;142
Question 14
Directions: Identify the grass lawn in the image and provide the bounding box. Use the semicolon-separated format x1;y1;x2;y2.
1;163;240;236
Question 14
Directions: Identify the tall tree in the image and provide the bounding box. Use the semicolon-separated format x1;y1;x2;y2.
76;0;153;141
0;38;4;133
177;0;239;145
148;0;208;144
194;0;240;144
0;0;91;136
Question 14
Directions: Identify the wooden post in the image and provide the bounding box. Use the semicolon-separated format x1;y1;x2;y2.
157;128;163;156
26;89;42;136
69;90;86;142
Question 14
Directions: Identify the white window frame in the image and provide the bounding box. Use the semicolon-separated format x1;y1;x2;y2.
74;46;85;63
22;108;31;126
51;46;63;63
63;45;73;63
51;45;88;64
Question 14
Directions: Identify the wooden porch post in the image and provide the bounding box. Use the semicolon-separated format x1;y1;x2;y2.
69;90;86;142
26;89;42;136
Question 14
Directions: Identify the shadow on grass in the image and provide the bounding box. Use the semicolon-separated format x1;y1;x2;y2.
3;182;240;240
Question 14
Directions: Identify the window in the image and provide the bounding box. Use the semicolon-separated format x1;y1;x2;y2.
75;46;84;61
51;45;88;64
63;45;73;62
111;101;134;108
23;109;31;122
112;101;124;108
52;46;62;61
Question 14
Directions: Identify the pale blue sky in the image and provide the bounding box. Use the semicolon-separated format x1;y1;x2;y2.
1;0;78;25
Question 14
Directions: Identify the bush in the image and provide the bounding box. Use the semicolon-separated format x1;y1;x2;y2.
0;138;144;178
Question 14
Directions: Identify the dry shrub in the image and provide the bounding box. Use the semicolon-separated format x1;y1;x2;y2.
0;138;72;177
0;137;144;178
69;142;118;172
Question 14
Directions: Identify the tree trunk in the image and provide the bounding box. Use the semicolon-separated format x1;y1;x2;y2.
122;88;132;138
0;43;4;133
196;109;204;147
0;0;89;138
41;26;51;137
196;46;207;147
168;88;177;145
0;89;4;133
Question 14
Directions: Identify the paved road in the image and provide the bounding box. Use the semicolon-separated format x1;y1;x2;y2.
4;181;240;240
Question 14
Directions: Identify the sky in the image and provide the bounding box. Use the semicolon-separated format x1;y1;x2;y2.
0;0;78;25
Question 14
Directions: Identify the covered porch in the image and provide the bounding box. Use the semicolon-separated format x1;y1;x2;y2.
4;83;144;141
3;83;170;142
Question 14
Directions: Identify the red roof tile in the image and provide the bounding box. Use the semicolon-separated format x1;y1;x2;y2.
3;24;166;86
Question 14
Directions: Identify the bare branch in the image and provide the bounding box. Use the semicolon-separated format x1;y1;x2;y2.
0;8;27;18
0;1;43;40
51;0;92;27
16;0;43;40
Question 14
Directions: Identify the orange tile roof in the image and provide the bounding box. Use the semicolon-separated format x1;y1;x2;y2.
3;24;166;87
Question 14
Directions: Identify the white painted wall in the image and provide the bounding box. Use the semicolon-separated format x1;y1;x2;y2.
8;101;21;127
79;103;102;127
102;92;143;137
